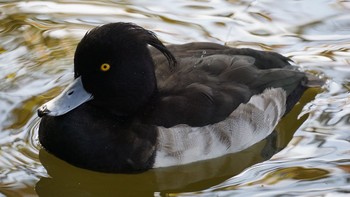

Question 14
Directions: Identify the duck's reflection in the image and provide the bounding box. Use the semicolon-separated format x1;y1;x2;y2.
36;133;276;197
35;88;318;196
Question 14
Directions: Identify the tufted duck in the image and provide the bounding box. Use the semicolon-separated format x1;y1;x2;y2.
38;22;323;173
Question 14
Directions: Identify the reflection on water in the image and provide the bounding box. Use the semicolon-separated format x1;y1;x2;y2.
35;136;274;196
0;0;350;196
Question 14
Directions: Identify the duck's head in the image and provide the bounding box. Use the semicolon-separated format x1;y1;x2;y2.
38;22;176;117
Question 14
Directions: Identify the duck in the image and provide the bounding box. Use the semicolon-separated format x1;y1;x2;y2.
37;22;322;173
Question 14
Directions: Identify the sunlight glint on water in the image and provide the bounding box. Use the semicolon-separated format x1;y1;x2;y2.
0;0;350;196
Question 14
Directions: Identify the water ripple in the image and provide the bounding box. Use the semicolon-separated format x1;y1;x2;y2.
0;0;350;196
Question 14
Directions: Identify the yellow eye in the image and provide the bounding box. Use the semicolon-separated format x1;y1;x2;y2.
100;63;110;72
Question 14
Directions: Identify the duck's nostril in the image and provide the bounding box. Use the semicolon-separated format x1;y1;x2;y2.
67;91;74;96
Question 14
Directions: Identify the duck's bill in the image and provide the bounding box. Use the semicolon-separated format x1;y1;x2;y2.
37;77;93;117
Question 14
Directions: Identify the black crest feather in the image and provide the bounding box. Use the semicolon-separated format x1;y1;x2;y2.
112;22;177;70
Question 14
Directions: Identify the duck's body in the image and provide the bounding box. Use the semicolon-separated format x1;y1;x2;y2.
38;23;321;173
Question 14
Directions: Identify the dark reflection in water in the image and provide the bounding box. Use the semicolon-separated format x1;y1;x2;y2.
36;135;275;196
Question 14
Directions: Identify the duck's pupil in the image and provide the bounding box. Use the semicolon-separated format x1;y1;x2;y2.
101;63;110;71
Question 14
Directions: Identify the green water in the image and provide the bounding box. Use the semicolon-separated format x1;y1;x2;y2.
0;0;350;196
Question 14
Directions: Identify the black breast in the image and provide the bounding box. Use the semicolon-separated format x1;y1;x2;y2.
39;103;158;173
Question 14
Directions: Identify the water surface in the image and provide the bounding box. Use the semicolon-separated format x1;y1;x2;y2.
0;0;350;196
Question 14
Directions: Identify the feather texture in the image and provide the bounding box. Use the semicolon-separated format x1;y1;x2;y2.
154;88;286;167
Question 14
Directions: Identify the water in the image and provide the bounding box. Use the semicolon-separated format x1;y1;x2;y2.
0;0;350;196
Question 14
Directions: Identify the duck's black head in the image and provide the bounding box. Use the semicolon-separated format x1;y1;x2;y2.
73;23;176;116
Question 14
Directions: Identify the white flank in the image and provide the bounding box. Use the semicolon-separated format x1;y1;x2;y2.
153;88;287;168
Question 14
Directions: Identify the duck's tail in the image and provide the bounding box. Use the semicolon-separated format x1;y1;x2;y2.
285;72;324;115
303;72;326;88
